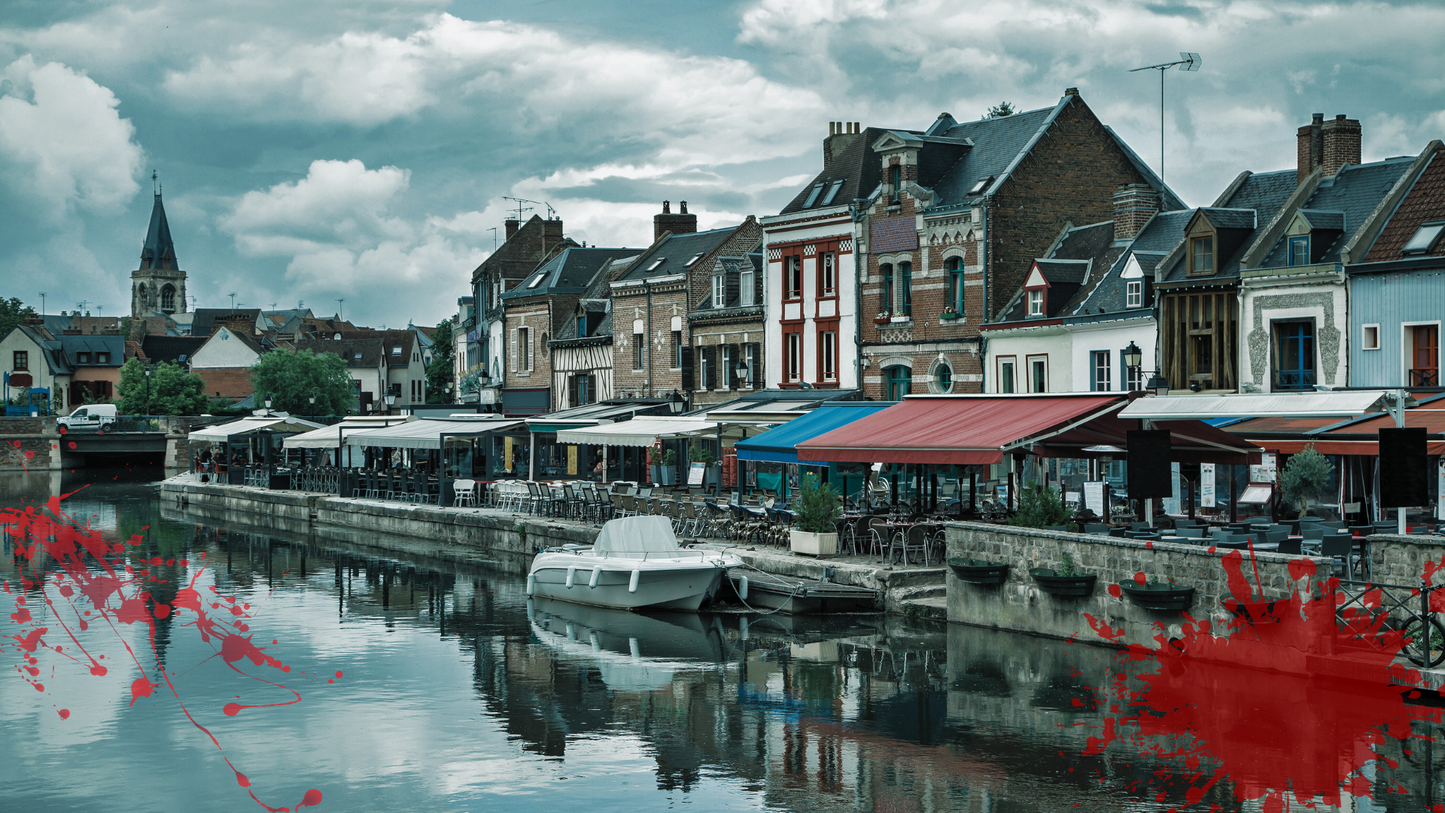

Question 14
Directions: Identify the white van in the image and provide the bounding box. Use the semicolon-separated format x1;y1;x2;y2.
58;404;118;434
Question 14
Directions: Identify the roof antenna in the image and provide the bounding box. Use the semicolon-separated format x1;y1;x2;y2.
1129;52;1200;183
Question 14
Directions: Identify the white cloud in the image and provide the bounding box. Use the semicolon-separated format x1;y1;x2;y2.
0;56;142;218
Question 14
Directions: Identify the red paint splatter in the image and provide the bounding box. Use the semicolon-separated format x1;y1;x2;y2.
129;677;155;705
1085;548;1445;809
1132;571;1147;586
57;709;69;720
1107;583;1122;598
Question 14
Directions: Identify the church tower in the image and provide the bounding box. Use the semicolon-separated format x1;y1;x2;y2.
130;174;187;320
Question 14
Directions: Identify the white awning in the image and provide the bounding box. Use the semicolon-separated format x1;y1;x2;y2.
555;418;718;447
1118;390;1401;421
190;415;324;442
344;417;524;450
282;418;409;449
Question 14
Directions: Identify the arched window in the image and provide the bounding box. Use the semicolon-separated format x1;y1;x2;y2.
885;365;912;401
160;284;176;312
946;257;964;315
137;283;147;307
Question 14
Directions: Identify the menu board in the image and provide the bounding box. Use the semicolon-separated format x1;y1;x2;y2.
1200;463;1216;508
1084;480;1107;517
1239;484;1273;505
688;462;706;486
567;445;577;476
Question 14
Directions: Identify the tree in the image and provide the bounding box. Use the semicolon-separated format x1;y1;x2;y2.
794;472;842;534
116;359;208;415
1280;444;1334;518
249;349;356;416
425;320;455;403
0;297;36;338
1009;484;1072;529
984;101;1016;119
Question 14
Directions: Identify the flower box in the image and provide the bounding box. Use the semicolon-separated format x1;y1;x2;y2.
872;317;890;325
939;311;960;321
1028;568;1097;598
789;529;838;557
947;557;1009;585
1119;582;1194;613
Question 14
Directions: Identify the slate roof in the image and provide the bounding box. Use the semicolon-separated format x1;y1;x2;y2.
12;325;71;375
503;247;638;300
57;334;124;367
1365;149;1445;262
993;221;1120;322
1258;157;1415;268
337;330;416;367
1157;169;1299;284
615;228;736;282
1298;209;1346;231
1076;210;1194;316
781;127;890;214
140;335;208;366
295;338;385;368
140;192;177;269
553;256;628;345
1200;208;1257;230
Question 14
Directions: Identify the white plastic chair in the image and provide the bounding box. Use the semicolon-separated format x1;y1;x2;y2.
453;479;477;507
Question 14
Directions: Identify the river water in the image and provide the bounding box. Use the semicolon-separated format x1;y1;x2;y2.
0;469;1440;812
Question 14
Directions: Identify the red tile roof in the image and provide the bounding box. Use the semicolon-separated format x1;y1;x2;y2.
1365;148;1445;262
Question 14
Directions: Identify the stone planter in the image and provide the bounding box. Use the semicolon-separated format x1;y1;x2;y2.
789;529;838;557
703;465;719;486
947;557;1009;585
650;464;662;484
1120;582;1195;613
1028;568;1097;598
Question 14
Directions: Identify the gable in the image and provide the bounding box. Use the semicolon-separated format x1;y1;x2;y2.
1024;265;1049;289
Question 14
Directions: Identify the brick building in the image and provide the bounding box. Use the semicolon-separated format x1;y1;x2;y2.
839;90;1181;399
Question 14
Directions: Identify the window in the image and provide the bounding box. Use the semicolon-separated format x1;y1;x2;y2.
672;330;683;368
577;315;586;338
392;346;403;355
820;252;836;297
1028;356;1048;393
785;256;802;300
12;351;27;372
821;331;836;381
1027;289;1043;317
96;353;109;365
967;176;993;196
1272;321;1316;391
998;358;1016;394
881;264;894;314
1190;235;1215;276
720;344;733;389
1411;325;1440;386
1126;280;1143;309
685;253;704;267
573;374;594;406
886;365;912;401
699;345;711;389
1403;222;1445;254
1091;351;1111;392
77;352;90;364
645;257;665;272
518;328;532;371
632;329;644;370
160;285;176;312
740;267;755;306
713;274;726;309
946;257;964;315
1288;236;1310;267
744;343;758;388
900;262;913;317
821;179;844;206
785;333;801;382
890;164;901;202
803;183;824;208
935;363;953;393
1362;324;1380;351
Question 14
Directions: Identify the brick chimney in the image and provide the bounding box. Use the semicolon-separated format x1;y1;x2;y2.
504;219;521;240
1298;113;1324;186
653;200;697;242
824;121;862;165
543;217;564;248
1321;114;1362;177
1112;184;1160;241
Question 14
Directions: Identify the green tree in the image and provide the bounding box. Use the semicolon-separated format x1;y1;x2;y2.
1280;444;1334;518
116;359;208;415
425;320;455;403
0;297;36;338
1009;484;1072;529
249;349;355;416
985;101;1016;119
794;472;842;534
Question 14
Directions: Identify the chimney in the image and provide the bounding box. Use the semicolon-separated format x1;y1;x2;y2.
1298;113;1324;186
823;120;863;165
542;217;564;248
654;200;697;243
504;219;521;240
1112;184;1160;241
1321;114;1362;177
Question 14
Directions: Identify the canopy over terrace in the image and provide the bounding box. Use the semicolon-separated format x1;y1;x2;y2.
344;417;524;450
736;402;894;464
1225;394;1445;456
555;417;718;447
282;417;409;449
1117;390;1400;421
190;415;324;442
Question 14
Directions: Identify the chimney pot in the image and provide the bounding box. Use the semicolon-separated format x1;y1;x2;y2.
680;201;687;214
504;218;521;240
1320;114;1362;178
1064;87;1079;96
662;200;670;214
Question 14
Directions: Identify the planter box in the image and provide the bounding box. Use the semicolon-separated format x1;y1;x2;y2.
939;313;960;321
872;318;890;325
947;557;1009;585
889;316;910;323
789;529;838;557
703;466;719;486
1028;568;1096;598
1120;582;1195;613
659;467;677;486
650;465;662;484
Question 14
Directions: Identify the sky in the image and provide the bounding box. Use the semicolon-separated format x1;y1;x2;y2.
2;0;1445;329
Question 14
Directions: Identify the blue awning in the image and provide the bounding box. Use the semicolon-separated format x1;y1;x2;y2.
735;402;894;464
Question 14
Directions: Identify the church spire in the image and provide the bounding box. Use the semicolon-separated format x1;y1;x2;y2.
141;171;177;270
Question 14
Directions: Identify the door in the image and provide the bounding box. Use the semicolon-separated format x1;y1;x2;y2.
1412;325;1439;386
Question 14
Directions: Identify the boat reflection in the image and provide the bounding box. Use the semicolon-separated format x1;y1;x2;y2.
528;598;726;690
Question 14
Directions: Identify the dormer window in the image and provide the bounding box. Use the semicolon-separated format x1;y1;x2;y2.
1403;222;1445;255
1189;235;1215;276
1288;236;1310;267
1126;280;1143;309
1028;290;1043;316
889;164;901;203
712;274;726;309
77;352;90;364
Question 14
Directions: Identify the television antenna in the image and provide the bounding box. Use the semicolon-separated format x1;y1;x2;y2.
503;196;556;220
1130;52;1200;183
488;226;499;251
38;292;45;318
229;292;237;311
336;298;344;321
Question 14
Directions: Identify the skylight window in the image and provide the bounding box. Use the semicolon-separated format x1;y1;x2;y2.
527;271;546;288
645;258;665;271
821;179;845;206
967;176;994;196
802;182;824;208
1402;221;1445;254
684;253;704;267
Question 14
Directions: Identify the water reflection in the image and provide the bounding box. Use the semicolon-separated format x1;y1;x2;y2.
2;473;1444;811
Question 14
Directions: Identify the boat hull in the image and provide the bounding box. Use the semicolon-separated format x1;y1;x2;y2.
728;572;881;615
528;551;736;612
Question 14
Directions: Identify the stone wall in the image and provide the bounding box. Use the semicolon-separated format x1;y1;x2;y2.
945;521;1335;648
1367;533;1445;587
0;417;57;470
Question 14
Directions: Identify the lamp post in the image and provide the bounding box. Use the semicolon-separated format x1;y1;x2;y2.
309;390;316;413
1123;340;1170;395
668;389;685;415
144;365;152;416
384;392;397;416
264;395;273;415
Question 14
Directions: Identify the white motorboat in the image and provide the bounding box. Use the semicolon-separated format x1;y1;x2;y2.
526;515;741;612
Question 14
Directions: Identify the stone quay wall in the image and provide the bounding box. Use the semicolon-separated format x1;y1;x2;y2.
1368;533;1445;587
944;521;1336;648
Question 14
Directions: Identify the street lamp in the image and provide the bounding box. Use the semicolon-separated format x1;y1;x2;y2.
264;394;273;414
309;390;317;408
384;392;397;416
668;389;685;415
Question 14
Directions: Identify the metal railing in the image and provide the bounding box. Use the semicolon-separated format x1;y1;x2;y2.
1334;577;1444;668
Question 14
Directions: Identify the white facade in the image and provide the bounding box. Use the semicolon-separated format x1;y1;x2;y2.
190;327;261;369
983;326;1073;394
1067;317;1156;393
760;205;861;390
1237;267;1348;393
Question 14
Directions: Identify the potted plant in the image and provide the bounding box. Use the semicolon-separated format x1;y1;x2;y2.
659;448;678;486
940;306;960;321
890;312;909;323
789;472;841;556
873;311;890;325
947;557;1009;585
1119;579;1195;613
689;446;719;486
1029;552;1096;597
648;448;662;485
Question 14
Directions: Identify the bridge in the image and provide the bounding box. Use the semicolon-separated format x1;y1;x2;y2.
1;416;192;470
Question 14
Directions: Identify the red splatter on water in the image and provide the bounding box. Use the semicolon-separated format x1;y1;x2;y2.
1085;547;1445;809
57;709;69;720
334;671;342;679
129;677;155;706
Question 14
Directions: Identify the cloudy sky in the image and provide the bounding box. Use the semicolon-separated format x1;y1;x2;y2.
3;0;1444;328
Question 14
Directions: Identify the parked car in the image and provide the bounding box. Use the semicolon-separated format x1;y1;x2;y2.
57;404;117;434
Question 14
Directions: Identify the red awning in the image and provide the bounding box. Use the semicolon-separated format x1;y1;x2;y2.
796;394;1124;466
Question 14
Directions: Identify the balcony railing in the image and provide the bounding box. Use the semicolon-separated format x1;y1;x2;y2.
1410;368;1440;387
1275;369;1317;391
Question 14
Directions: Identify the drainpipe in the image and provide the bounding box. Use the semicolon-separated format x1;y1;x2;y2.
645;279;653;397
1392;389;1408;534
852;200;867;394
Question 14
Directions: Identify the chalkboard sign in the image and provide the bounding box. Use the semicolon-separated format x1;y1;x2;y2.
687;462;706;486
